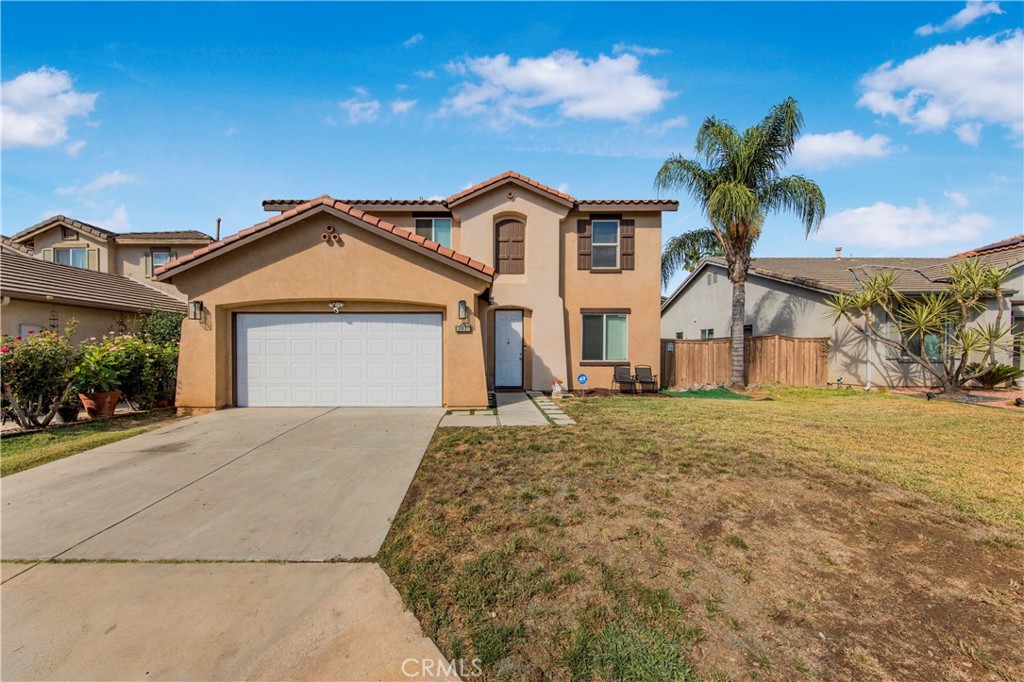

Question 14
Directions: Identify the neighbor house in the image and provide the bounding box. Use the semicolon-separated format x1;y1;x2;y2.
155;171;677;410
1;246;187;343
660;239;1023;388
7;215;213;299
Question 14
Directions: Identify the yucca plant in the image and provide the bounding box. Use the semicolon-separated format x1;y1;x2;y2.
826;259;1018;392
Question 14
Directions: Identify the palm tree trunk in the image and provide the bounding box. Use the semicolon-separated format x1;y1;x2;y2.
730;278;746;388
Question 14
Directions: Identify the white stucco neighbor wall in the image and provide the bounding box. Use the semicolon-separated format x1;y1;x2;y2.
661;263;1014;388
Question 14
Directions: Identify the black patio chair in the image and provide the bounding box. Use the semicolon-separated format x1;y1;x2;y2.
612;364;635;393
634;365;658;393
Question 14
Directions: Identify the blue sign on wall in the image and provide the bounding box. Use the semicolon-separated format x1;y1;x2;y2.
577;373;588;385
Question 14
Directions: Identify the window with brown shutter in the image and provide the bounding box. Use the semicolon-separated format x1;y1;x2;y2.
620;219;635;270
577;219;591;270
495;218;525;274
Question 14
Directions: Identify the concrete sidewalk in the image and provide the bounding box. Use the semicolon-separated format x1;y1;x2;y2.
1;562;458;681
438;391;574;427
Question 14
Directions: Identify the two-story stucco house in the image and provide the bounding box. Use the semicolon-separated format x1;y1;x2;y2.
155;171;677;410
7;215;214;299
1;216;211;342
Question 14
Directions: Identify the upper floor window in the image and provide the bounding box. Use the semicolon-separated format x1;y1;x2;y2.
700;328;715;340
577;217;635;271
54;247;87;269
591;220;619;269
415;217;452;249
495;218;525;274
62;226;78;240
145;249;177;278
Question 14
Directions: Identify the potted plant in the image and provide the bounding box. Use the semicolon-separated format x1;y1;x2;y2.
56;400;80;424
75;341;122;419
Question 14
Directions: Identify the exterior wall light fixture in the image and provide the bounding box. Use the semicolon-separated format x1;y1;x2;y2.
188;300;204;320
458;300;468;320
329;301;345;314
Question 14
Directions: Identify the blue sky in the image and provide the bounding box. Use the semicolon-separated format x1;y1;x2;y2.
2;1;1022;292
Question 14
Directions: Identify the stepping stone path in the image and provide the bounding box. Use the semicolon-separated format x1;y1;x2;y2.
526;391;576;425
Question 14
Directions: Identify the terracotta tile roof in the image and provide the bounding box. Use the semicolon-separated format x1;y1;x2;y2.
951;234;1024;258
263;198;449;212
10;215;115;243
115;230;214;242
447;171;575;206
577;199;679;211
1;250;186;314
155;195;495;280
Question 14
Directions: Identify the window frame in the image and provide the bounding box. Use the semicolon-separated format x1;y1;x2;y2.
150;248;173;271
581;312;629;363
62;226;78;240
700;328;715;340
414;217;453;249
53;247;88;269
590;219;620;270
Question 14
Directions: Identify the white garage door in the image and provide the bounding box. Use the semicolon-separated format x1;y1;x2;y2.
236;313;442;407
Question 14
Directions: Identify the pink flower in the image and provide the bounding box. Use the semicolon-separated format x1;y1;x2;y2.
1;347;9;354
28;330;35;334
14;336;21;340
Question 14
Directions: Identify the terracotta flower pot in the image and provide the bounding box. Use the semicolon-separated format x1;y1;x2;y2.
79;390;121;419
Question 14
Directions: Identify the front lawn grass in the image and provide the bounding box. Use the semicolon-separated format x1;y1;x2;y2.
1;411;183;476
660;387;751;400
381;388;1024;681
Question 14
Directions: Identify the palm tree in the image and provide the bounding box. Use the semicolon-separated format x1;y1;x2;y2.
656;97;825;388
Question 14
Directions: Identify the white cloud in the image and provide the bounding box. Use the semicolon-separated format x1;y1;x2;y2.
55;170;139;197
944;190;970;208
791;130;893;168
612;43;668;57
916;1;1004;36
100;205;131;231
442;50;673;126
414;69;436;79
1;67;97;149
858;30;1023;143
814;201;991;249
645;116;688;136
64;140;87;157
404;33;424;48
338;97;380;124
556;182;571;194
955;121;983;145
352;86;370;97
390;99;417;114
395;83;409;91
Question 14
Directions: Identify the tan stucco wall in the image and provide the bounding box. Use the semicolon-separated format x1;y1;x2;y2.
560;211;663;391
1;298;142;344
166;210;490;409
660;263;1015;387
29;227;113;273
116;243;199;299
454;187;572;390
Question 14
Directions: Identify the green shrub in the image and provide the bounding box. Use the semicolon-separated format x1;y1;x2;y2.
139;309;185;346
965;362;1024;390
1;329;80;428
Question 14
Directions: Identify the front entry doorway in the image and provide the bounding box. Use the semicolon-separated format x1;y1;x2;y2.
494;310;524;388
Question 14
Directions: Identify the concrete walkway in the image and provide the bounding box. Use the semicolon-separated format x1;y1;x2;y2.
438;391;574;427
1;407;459;681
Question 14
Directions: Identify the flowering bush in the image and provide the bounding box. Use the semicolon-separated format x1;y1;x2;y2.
1;329;80;428
76;334;178;409
73;338;122;394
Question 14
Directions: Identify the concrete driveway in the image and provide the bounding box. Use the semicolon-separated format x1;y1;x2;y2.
2;407;441;561
2;408;459;681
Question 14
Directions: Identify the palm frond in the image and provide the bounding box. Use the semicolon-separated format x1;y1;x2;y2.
760;175;826;235
661;229;722;287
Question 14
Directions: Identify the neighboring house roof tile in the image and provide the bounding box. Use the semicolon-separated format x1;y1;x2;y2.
10;215;115;243
115;230;214;242
155;195;496;281
0;250;186;314
952;234;1024;257
1;235;33;255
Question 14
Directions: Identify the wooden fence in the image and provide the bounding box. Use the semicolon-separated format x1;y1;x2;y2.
660;335;828;388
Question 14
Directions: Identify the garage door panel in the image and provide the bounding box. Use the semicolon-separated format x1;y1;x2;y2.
237;313;442;407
